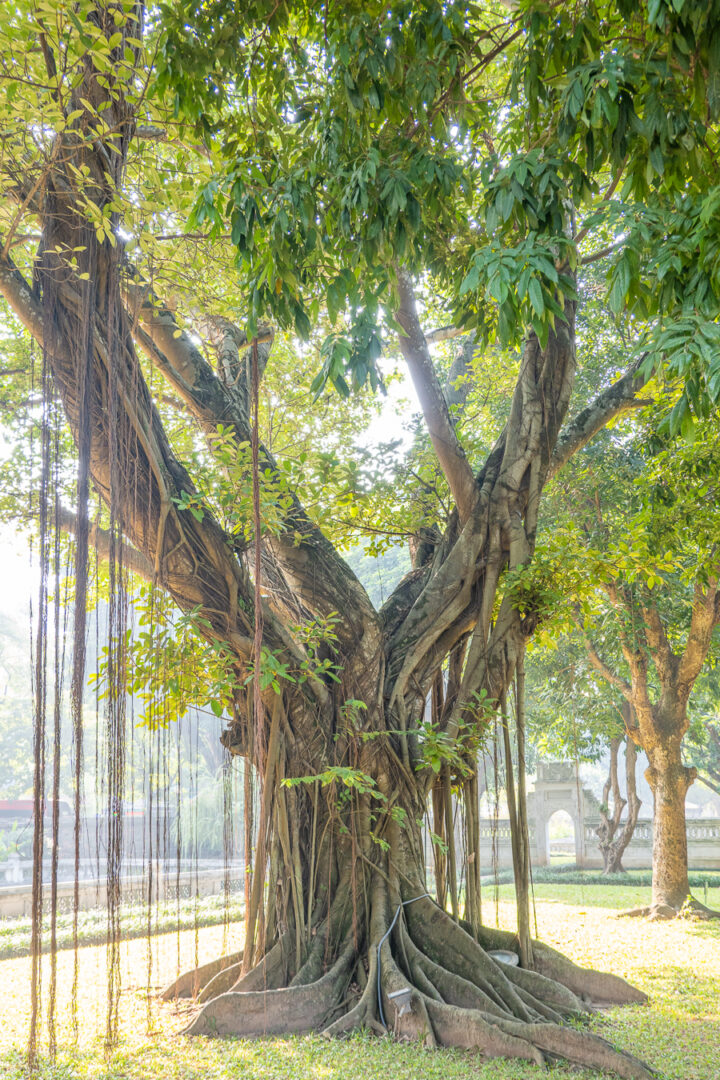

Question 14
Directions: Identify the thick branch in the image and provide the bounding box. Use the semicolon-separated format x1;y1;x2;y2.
125;276;382;683
395;272;477;523
56;505;154;580
639;598;678;686
677;570;720;692
550;356;648;478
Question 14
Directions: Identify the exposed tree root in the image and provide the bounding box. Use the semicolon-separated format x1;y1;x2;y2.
490;1018;655;1079
197;962;243;1003
683;897;720;920
161;950;243;1001
171;895;654;1079
185;944;354;1037
617;898;720;921
475;923;648;1005
423;997;544;1064
161;934;294;1003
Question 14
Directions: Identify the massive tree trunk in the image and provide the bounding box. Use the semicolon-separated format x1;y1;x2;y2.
0;4;656;1075
163;692;656;1080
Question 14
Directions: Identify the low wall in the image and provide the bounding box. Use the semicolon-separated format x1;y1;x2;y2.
474;817;720;872
0;865;243;918
581;819;720;870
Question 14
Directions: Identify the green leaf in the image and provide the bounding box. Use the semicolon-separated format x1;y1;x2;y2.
528;277;544;317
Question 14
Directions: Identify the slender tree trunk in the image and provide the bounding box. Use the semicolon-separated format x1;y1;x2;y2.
645;729;695;910
604;739;641;874
597;729;642;875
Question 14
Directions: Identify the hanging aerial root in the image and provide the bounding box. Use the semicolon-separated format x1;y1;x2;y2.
185;943;355;1037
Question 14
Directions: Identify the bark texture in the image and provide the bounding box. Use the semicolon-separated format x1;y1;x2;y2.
597;727;641;875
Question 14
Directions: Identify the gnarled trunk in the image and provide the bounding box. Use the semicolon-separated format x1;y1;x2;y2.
163;694;653;1080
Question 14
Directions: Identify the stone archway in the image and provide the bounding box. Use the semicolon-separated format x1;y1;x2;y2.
546;808;576;863
530;762;601;868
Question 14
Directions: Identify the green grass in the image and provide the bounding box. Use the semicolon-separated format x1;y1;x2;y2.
482;865;720;892
482;879;720;911
0;883;718;1080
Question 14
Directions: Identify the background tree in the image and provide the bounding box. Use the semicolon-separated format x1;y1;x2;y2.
685;675;720;797
526;639;643;875
545;420;720;914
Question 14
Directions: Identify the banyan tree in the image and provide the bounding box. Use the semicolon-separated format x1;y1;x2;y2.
4;1;720;1076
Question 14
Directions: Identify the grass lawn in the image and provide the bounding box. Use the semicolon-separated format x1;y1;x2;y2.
0;882;718;1080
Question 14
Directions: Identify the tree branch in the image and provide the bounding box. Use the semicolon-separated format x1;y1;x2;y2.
549;355;648;478
443;334;476;416
395;271;477;522
677;570;720;692
56;505;154;580
124;276;382;673
425;325;463;345
582;631;632;699
639;598;678;686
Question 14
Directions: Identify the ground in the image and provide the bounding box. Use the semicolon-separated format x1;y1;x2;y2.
1;881;718;1080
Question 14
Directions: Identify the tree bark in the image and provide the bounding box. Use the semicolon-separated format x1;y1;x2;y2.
645;732;696;910
597;727;641;875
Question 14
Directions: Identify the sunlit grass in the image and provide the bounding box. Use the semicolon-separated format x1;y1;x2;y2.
1;883;718;1080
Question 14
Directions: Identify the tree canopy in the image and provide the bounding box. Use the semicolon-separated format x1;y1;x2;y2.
2;1;720;1074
